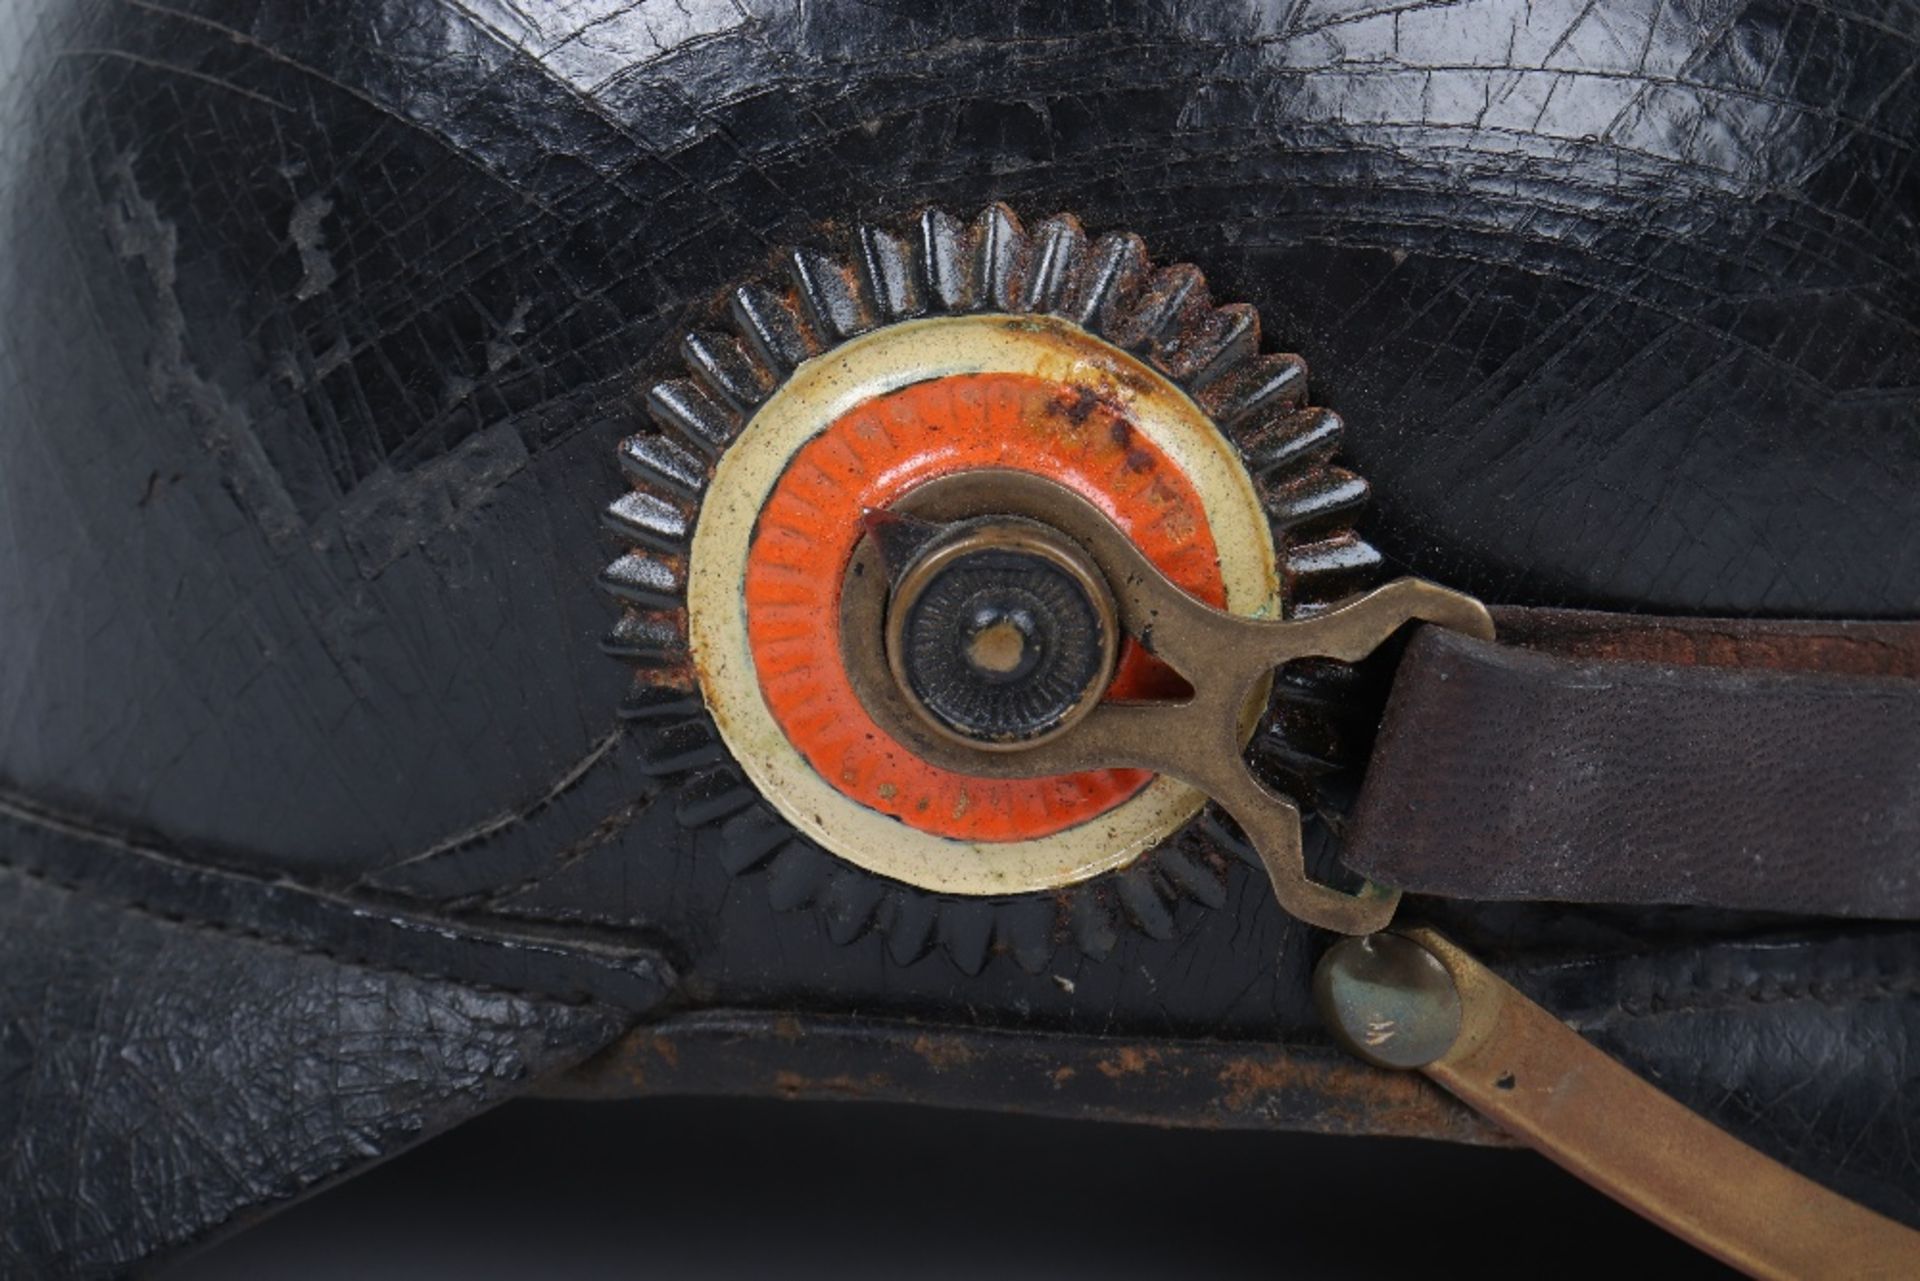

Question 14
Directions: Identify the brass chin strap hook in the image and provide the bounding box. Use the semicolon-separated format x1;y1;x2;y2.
840;468;1492;936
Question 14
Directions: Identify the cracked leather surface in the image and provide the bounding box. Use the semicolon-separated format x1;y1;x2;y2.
1;0;1917;1270
0;865;624;1278
4;0;1917;880
1483;922;1920;1227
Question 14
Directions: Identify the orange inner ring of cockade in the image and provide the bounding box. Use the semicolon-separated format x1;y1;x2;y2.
743;372;1229;842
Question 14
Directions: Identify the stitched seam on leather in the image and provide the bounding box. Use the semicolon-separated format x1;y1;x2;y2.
1574;974;1920;1030
0;786;680;1003
453;797;647;912
0;853;627;1010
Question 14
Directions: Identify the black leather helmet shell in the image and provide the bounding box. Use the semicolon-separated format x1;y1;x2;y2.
2;0;1916;1272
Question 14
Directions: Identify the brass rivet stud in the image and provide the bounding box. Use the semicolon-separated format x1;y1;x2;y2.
1313;933;1463;1070
964;611;1036;677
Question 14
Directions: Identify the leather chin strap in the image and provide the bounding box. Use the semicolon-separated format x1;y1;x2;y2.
1345;608;1920;918
1322;615;1920;1277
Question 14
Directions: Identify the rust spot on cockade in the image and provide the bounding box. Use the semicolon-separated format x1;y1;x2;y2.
1063;386;1102;425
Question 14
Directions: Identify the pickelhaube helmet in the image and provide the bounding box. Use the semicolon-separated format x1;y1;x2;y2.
3;1;1918;1275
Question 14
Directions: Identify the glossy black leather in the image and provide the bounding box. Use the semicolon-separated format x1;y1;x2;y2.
1;0;1917;1272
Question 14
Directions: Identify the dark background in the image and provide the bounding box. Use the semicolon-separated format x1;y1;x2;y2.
174;1097;1735;1279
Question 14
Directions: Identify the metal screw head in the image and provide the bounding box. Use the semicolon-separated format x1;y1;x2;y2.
1314;933;1463;1070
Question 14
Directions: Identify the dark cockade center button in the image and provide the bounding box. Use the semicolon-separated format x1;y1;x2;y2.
879;517;1121;752
901;548;1106;744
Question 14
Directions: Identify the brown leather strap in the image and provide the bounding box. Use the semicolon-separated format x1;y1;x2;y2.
1344;609;1920;918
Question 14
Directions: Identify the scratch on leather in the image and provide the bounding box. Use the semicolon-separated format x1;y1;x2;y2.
364;727;626;882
